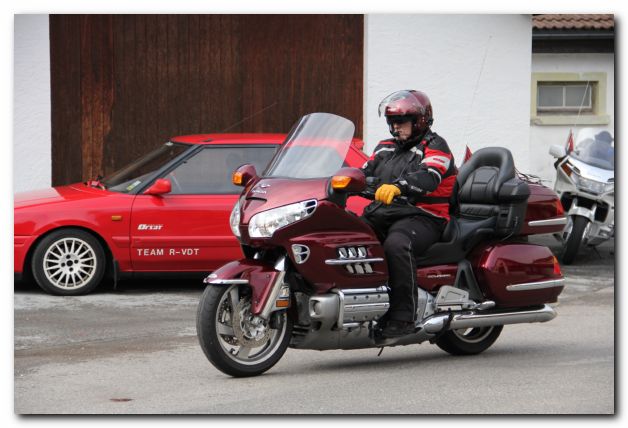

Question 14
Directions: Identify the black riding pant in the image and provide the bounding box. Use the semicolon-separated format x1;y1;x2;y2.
381;216;446;322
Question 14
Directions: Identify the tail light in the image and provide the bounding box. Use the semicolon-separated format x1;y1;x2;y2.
552;256;562;276
555;199;565;216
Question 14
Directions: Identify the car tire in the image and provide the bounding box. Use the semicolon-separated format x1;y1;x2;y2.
31;228;106;296
435;325;503;356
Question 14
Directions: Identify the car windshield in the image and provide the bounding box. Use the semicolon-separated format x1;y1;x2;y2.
572;128;614;171
102;142;190;193
263;113;355;179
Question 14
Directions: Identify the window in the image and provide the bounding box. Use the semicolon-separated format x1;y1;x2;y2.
531;72;609;126
164;146;278;195
537;83;593;113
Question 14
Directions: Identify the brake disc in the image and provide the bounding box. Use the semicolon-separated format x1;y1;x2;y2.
232;298;271;348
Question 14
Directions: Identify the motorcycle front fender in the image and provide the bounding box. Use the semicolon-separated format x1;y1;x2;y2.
204;259;284;317
567;205;595;222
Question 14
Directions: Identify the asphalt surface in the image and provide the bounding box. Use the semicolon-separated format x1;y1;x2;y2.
14;235;615;414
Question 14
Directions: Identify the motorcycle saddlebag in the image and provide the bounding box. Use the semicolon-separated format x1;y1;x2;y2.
472;242;564;308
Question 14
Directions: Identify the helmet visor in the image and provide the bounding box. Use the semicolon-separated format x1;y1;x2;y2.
378;90;422;117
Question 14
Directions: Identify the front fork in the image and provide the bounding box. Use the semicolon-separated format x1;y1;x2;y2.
204;255;290;321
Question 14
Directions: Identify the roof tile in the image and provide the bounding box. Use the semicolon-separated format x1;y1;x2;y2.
533;14;614;30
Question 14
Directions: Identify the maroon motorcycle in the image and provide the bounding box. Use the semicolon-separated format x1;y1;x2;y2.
196;113;566;377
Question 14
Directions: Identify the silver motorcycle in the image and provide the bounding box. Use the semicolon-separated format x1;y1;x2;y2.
549;128;614;264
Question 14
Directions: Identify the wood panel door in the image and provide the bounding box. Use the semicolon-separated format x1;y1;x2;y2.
49;14;364;186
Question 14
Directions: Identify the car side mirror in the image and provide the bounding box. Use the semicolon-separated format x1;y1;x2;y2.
232;164;258;187
330;167;366;193
549;145;567;159
143;178;172;196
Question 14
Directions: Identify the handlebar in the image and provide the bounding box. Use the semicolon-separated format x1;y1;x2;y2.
357;189;410;204
357;177;410;204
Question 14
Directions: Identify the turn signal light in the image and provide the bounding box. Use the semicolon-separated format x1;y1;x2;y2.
331;176;352;189
232;171;244;186
275;300;290;308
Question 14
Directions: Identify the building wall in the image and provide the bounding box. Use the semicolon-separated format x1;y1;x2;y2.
365;14;533;170
530;53;615;183
14;14;536;192
13;15;51;193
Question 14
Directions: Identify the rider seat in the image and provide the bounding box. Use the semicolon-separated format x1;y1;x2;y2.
415;147;530;267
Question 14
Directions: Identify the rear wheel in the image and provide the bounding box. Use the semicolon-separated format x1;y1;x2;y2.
435;325;503;356
31;228;106;296
561;216;589;265
196;284;292;377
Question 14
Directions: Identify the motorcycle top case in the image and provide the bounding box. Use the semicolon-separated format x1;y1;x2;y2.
470;242;564;308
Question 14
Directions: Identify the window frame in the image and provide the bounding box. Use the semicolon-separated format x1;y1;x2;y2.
531;72;609;126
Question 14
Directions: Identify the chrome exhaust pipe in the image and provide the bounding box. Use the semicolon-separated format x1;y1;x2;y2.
422;304;557;334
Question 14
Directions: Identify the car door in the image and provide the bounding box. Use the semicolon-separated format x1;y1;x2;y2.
130;144;277;272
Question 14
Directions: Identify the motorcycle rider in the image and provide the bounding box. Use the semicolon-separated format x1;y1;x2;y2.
361;90;457;338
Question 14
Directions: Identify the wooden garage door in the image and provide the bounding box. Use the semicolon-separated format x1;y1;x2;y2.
49;14;364;186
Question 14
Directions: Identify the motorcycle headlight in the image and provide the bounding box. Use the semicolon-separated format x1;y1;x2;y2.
230;202;241;238
248;200;317;238
573;175;607;195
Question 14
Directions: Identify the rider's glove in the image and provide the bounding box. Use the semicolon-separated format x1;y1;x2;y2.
375;184;401;205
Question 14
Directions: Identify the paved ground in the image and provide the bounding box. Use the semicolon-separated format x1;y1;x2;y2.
14;235;615;414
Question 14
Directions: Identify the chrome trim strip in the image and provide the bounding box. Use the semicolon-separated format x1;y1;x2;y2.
340;286;388;295
506;279;565;292
344;303;390;312
528;217;568;227
208;279;249;285
325;257;384;265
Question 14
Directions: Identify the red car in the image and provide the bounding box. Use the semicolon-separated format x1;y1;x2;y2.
14;134;370;295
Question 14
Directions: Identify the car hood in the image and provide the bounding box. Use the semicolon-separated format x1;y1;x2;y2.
14;183;114;209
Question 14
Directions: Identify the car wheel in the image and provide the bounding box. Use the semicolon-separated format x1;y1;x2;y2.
31;228;106;296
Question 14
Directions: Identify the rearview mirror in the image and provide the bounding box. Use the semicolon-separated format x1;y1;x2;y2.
549;145;566;159
232;164;258;187
143;178;172;196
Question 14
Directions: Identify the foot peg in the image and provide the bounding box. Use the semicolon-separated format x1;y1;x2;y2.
470;300;495;311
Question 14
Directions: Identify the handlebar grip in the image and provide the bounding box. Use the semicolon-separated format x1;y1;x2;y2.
357;190;409;204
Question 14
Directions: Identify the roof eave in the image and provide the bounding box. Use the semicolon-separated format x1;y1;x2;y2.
533;29;614;40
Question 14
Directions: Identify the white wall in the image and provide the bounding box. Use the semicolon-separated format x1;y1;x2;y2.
365;14;532;171
13;14;51;193
530;53;615;183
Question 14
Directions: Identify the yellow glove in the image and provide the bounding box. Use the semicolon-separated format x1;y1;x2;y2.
374;184;401;205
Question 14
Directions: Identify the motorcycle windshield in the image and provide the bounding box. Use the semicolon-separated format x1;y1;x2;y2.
263;113;355;179
572;128;614;171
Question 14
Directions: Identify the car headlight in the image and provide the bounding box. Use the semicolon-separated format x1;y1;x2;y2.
572;175;609;195
248;200;317;238
230;202;241;238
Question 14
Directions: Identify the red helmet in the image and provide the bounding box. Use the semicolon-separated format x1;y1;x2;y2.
378;90;433;138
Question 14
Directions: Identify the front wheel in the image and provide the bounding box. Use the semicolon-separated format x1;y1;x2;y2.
435;325;503;356
561;216;589;265
196;284;292;377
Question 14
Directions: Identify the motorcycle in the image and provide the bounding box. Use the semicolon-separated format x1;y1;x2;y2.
549;128;615;264
196;113;566;377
